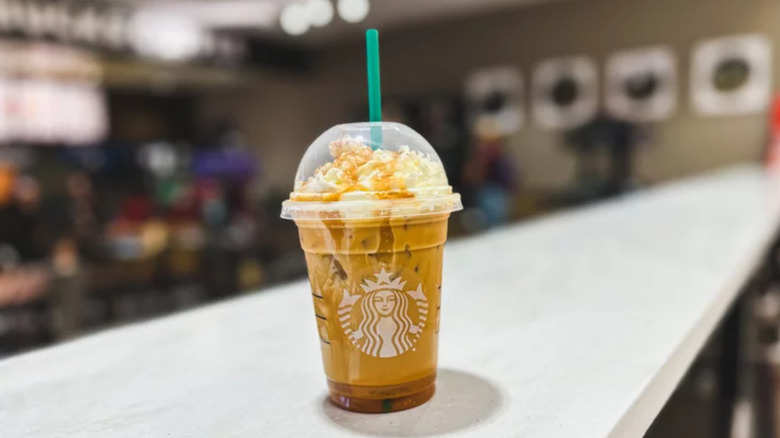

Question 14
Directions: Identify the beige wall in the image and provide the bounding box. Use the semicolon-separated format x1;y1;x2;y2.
197;74;322;190
203;0;780;191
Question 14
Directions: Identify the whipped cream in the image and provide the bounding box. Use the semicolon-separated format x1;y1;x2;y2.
293;138;448;200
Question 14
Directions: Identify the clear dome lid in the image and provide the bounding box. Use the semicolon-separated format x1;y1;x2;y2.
281;122;462;220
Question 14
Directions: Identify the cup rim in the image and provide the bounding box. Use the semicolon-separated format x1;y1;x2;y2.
280;193;462;220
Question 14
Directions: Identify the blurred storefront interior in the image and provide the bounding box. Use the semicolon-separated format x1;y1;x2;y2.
0;0;778;370
6;0;780;436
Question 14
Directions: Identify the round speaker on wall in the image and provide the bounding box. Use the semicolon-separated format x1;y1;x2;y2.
532;56;598;130
691;34;772;116
605;47;677;122
465;66;523;135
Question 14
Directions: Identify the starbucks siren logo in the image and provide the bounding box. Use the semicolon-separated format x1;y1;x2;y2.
339;268;428;358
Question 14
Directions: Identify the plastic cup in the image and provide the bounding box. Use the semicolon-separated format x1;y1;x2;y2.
281;122;461;413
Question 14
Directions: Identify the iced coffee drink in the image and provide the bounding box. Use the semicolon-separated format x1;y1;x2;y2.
282;122;461;413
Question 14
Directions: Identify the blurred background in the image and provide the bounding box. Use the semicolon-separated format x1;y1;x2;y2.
1;0;780;434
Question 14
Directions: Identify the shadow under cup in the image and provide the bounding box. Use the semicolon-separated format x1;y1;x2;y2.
296;213;450;413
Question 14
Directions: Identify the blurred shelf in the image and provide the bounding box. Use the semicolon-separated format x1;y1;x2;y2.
100;57;258;91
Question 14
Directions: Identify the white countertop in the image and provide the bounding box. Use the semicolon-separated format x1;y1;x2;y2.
2;165;780;438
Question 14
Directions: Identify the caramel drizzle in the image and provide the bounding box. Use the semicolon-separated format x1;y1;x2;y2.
295;143;419;202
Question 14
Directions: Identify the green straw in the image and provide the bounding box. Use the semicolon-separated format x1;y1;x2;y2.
366;29;382;149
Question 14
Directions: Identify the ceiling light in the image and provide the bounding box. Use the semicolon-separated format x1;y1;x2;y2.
140;1;280;29
337;0;369;23
128;10;206;61
306;0;333;28
280;2;309;36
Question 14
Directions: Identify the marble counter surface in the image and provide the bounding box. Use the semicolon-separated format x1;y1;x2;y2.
2;165;780;438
